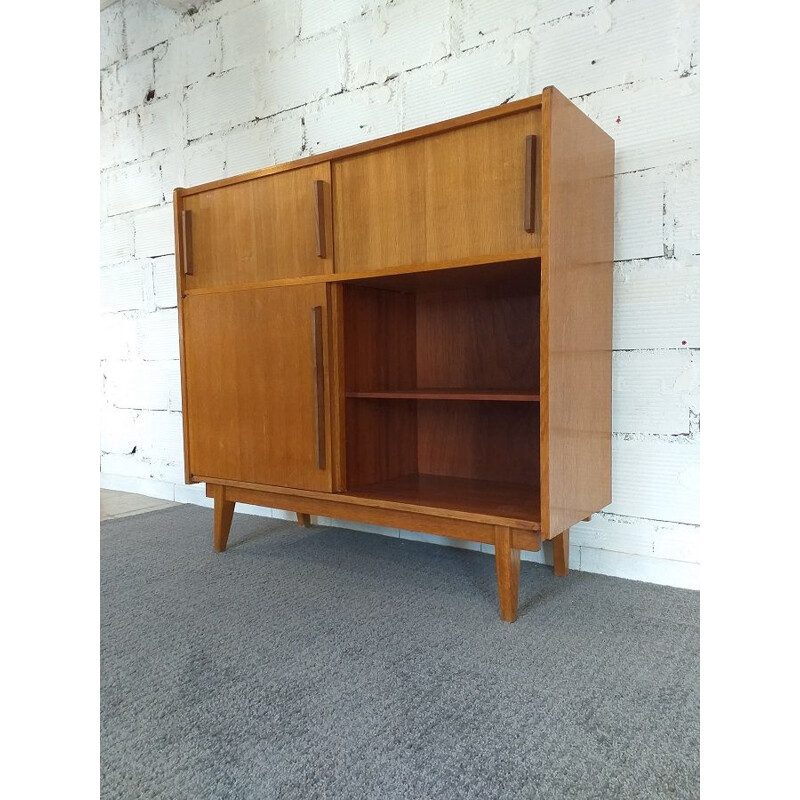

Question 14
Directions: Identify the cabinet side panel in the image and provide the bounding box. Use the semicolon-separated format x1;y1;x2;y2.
173;188;193;483
541;87;614;537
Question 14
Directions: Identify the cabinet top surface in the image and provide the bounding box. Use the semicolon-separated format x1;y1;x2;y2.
176;92;545;198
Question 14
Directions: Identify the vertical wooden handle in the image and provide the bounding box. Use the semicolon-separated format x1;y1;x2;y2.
311;305;326;470
524;135;536;233
181;209;194;275
313;180;326;258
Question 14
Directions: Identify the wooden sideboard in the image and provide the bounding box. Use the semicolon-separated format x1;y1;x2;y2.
173;86;614;622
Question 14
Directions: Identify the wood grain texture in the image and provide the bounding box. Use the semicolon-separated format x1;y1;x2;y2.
423;111;541;263
342;284;418;488
327;283;347;491
334;111;541;273
416;401;539;486
313;180;326;259
524;135;537;233
174;90;614;621
350;474;540;528
199;475;541;532
220;483;541;548
342;285;417;393
539;86;615;538
552;529;570;576
311;305;326;470
341;267;540;493
296;512;312;528
415;278;539;392
333;139;427;273
178;94;543;197
183;284;332;491
182;162;332;289
494;526;521;622
342;263;539;394
345;390;539;401
173;188;193;483
211;484;235;552
182;252;542;297
181;209;194;275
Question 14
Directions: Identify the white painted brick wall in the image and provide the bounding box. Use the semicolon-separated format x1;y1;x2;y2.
139;96;184;157
124;0;181;57
260;32;345;117
101;53;155;118
221;113;304;174
154;22;222;92
100;216;135;265
151;256;178;308
134;205;175;257
220;0;300;70
347;0;450;88
401;44;525;128
100;2;125;69
104;359;182;411
613;350;699;435
300;0;366;39
304;85;400;153
100;0;700;590
186;66;261;138
100;261;151;313
135;308;180;360
104;158;163;215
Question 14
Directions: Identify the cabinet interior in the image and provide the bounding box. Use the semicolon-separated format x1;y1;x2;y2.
341;259;541;521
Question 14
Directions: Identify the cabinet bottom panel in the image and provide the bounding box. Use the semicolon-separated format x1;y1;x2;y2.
200;479;542;549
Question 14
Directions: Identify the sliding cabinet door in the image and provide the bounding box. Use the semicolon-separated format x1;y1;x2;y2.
182;284;332;491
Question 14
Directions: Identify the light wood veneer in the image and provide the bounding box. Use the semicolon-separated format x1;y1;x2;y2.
174;87;614;622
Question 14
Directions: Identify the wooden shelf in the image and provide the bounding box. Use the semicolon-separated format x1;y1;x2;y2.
348;474;540;525
346;389;540;402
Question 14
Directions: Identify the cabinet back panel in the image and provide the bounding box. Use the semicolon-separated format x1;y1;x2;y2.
345;399;419;489
417;402;539;486
342;285;418;487
341;265;540;491
415;281;539;392
342;285;417;392
182;162;332;289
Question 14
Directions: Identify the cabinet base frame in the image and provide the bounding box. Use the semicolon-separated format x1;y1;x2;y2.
206;481;571;623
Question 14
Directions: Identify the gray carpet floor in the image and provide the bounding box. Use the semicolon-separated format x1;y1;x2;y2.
101;504;699;800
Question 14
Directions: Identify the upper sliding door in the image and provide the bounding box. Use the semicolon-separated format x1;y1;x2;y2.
332;109;542;273
180;163;333;289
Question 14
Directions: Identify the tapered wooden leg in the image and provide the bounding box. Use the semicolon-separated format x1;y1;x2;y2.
552;529;570;576
211;485;235;553
296;512;311;528
494;526;521;622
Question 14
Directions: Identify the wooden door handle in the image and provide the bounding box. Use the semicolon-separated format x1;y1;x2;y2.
313;180;326;258
181;209;194;275
524;135;536;233
311;305;326;470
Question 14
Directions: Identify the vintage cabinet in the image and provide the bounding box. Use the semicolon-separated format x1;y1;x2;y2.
174;87;614;622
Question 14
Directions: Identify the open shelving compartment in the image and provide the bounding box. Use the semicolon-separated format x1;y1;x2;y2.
340;258;541;525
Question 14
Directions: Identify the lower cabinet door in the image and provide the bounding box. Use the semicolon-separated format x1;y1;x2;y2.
182;283;332;491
